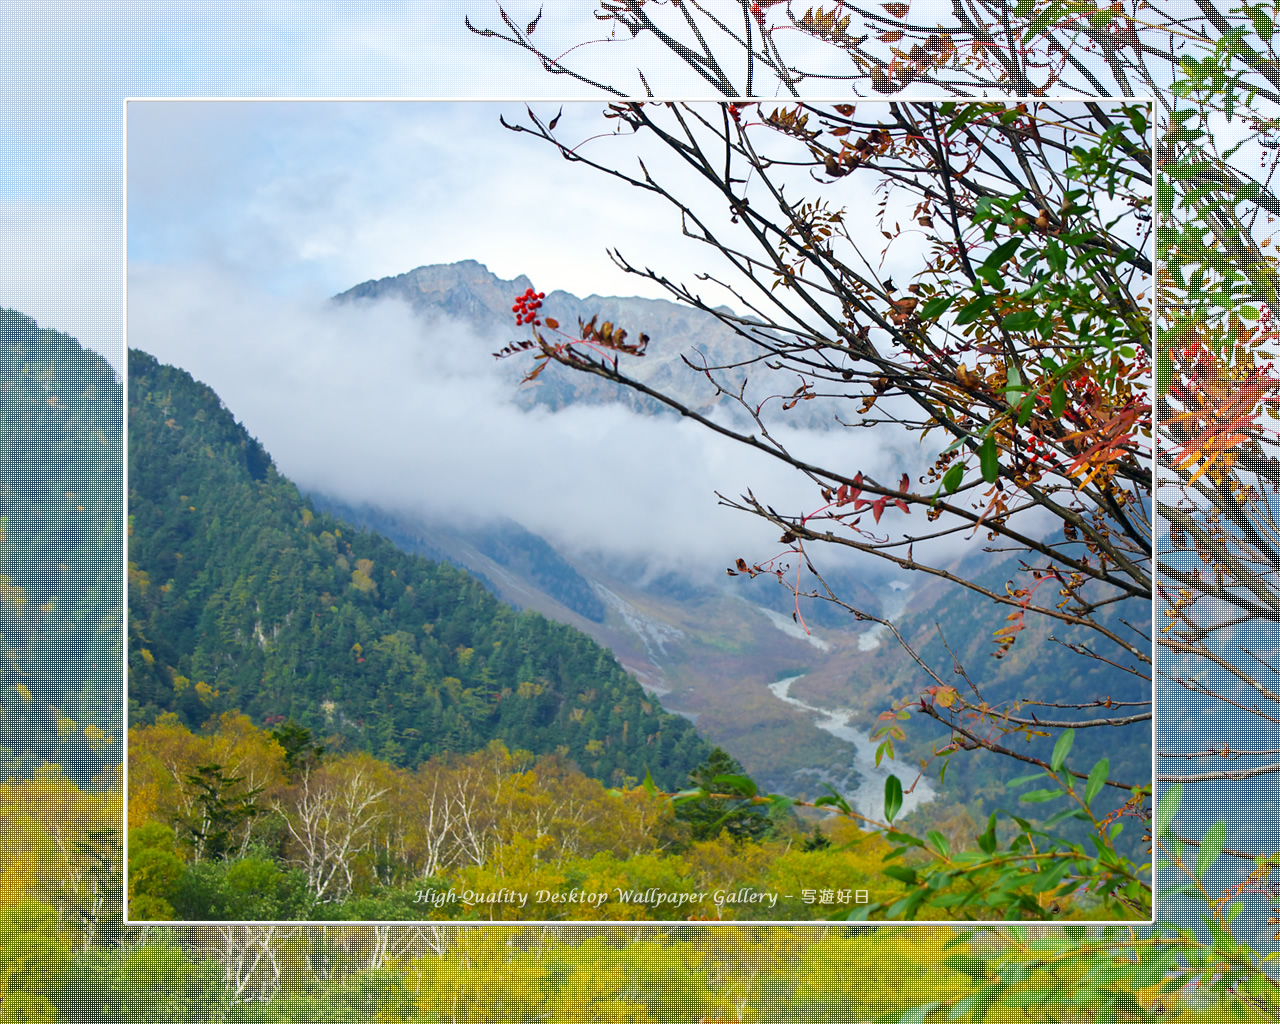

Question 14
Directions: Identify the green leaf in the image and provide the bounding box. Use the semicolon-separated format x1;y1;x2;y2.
1196;821;1227;880
1016;394;1035;426
942;462;964;494
815;782;853;816
1084;758;1109;807
712;773;757;798
1165;160;1213;181
883;864;918;885
884;774;904;823
943;956;990;981
1155;783;1182;838
919;295;955;320
766;792;796;812
1253;8;1274;41
898;1001;942;1024
641;769;657;798
1001;309;1038;332
1019;788;1064;803
1050;380;1066;417
977;812;998;854
985;236;1023;268
976;264;1005;290
955;293;997;326
979;435;999;483
1045;239;1067;275
1051;729;1075;772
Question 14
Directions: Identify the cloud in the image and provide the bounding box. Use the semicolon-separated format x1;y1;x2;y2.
128;260;991;583
1;206;123;373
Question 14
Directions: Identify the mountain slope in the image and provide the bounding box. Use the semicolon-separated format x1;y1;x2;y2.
126;349;711;789
0;309;122;784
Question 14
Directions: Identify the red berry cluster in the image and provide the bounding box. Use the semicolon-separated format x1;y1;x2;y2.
513;287;545;327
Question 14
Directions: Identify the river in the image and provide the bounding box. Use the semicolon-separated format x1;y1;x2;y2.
768;673;936;823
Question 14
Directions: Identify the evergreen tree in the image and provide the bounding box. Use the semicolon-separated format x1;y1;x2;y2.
677;747;770;844
177;764;262;862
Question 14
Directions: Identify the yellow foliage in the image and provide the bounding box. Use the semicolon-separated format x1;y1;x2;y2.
549;964;651;1024
84;725;110;754
0;576;27;615
408;932;549;1022
127;563;150;594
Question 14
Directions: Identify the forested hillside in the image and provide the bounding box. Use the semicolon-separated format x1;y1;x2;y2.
126;349;711;789
0;309;122;785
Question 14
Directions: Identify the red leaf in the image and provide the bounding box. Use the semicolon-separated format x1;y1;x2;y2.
544;317;559;329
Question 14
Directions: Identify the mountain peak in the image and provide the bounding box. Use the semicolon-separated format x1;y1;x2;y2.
335;260;534;319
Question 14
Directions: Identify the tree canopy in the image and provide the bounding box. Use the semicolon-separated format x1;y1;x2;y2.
497;99;1152;831
465;0;1280;1012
